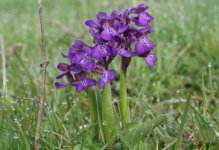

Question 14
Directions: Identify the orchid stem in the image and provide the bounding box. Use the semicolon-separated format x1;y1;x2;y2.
119;69;130;129
102;83;115;143
87;88;99;142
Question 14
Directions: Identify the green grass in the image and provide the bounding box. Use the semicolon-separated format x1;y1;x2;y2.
0;0;219;149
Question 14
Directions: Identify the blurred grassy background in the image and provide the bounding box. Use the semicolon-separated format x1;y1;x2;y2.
0;0;219;149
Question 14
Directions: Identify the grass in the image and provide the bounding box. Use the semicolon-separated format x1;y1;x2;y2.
0;0;219;149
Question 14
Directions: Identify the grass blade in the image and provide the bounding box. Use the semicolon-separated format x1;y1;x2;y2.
174;98;190;149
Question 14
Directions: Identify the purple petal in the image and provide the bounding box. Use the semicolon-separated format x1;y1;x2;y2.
98;69;116;90
80;56;95;69
57;63;70;71
145;54;157;67
130;3;148;14
111;10;121;19
91;44;111;60
89;28;96;37
89;28;103;43
74;52;95;69
83;78;96;88
56;72;69;79
101;28;118;41
138;12;153;26
83;45;93;53
135;37;154;55
98;78;106;90
68;47;77;59
85;20;100;29
61;47;76;59
72;41;93;54
113;20;120;30
71;66;81;73
118;24;129;33
105;69;116;82
73;52;85;63
73;40;85;50
55;82;69;88
117;48;132;58
75;83;84;93
96;11;108;20
74;78;96;93
122;8;130;19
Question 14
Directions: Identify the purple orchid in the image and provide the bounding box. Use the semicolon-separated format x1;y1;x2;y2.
55;3;156;92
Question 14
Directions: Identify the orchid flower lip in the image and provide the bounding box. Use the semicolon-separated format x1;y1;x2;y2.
98;69;116;90
145;53;157;67
74;78;97;93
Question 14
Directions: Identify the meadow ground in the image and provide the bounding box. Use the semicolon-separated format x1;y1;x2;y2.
0;0;219;149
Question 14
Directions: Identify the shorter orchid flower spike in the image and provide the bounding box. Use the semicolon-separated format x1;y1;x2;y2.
55;3;156;92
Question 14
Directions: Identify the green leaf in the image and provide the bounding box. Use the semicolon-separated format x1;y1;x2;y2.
87;88;99;142
102;84;116;143
119;70;130;128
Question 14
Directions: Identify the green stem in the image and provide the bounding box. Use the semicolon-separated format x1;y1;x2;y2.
119;70;130;128
102;84;115;144
87;88;99;142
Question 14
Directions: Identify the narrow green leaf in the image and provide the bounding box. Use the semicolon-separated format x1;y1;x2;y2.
94;88;105;143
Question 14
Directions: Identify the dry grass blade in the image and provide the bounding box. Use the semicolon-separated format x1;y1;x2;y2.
0;35;7;96
0;34;7;150
34;0;48;149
